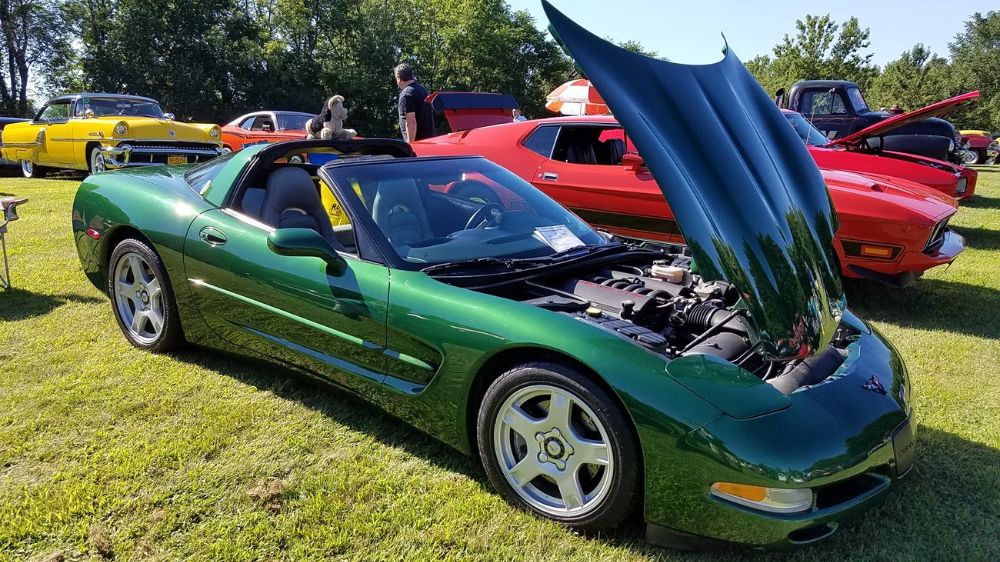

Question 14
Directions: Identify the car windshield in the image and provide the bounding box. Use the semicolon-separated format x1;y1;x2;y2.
276;112;312;131
847;87;869;113
184;151;237;192
323;156;612;266
80;97;165;118
783;112;830;147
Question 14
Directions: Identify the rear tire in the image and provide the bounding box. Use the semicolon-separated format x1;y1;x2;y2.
20;160;46;179
477;361;641;533
107;238;185;352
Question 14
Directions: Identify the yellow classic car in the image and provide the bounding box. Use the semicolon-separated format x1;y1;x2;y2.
0;93;224;178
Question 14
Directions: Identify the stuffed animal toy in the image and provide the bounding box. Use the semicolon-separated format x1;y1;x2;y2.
305;95;357;140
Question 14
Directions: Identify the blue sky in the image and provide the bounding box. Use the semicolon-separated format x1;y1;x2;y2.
508;0;997;65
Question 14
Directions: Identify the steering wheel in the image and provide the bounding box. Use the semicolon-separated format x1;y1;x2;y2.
465;203;505;229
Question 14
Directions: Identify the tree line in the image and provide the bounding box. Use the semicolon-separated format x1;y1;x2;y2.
1;1;998;134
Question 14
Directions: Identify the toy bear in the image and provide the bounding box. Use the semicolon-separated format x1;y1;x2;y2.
305;95;357;140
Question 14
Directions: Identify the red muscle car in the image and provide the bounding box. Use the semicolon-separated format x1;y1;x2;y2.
221;111;311;153
414;112;964;287
783;110;978;200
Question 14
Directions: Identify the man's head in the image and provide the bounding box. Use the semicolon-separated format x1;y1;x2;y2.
394;63;415;88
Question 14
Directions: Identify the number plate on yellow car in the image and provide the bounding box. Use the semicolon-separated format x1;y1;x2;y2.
167;155;188;165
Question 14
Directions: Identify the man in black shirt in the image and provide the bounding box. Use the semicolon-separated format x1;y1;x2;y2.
395;63;436;142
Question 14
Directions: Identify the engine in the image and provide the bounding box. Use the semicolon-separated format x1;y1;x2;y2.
522;255;757;363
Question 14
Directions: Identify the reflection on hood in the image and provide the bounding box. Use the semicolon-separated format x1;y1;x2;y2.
542;0;845;360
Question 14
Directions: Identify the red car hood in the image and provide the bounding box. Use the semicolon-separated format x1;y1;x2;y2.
820;168;957;221
830;91;980;147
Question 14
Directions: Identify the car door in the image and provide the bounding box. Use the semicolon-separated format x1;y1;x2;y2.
183;207;390;399
527;124;683;243
31;101;75;167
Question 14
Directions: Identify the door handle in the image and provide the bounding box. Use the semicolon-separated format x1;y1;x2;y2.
542;172;558;181
199;226;228;245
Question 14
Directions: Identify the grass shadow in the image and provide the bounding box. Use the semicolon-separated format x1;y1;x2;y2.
0;288;105;321
952;226;1000;250
845;278;1000;340
962;194;1000;210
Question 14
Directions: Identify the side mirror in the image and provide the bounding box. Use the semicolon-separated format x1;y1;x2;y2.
83;109;96;119
163;112;175;120
267;228;347;276
622;152;645;171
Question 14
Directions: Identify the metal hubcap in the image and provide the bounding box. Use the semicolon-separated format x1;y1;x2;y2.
93;152;106;173
494;384;614;516
21;160;32;177
113;252;164;344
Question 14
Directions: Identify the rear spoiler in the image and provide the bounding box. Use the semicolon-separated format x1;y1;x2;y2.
426;91;519;132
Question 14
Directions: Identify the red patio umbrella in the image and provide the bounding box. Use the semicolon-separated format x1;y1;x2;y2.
545;79;611;116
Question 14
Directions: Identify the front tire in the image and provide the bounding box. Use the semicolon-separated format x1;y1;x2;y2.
107;238;184;352
89;146;107;175
477;362;641;532
20;160;46;179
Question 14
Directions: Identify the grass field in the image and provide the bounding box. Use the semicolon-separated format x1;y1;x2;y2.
1;168;998;561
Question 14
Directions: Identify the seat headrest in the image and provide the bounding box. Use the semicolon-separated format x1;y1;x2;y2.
261;167;319;226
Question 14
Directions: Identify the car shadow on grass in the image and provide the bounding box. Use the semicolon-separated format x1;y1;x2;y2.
0;288;105;321
164;346;1000;559
962;194;1000;211
845;278;1000;340
952;226;1000;250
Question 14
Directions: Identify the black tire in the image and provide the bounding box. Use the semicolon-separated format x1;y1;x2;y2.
477;361;641;533
107;238;185;352
20;160;47;179
89;146;107;175
973;149;986;165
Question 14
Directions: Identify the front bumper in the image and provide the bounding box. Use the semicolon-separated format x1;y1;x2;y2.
642;315;914;549
100;144;223;169
843;229;964;287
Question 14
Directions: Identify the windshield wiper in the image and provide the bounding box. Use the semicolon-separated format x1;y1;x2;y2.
421;257;519;275
420;244;626;275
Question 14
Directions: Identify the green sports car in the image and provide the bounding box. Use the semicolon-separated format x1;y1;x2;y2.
71;3;915;550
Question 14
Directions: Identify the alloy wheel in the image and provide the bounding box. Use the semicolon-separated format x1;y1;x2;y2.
493;384;614;517
113;252;165;345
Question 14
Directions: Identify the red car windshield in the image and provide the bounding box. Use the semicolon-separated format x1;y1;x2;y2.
783;112;831;147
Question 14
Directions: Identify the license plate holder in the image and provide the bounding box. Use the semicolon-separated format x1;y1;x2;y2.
892;419;915;476
167;155;188;165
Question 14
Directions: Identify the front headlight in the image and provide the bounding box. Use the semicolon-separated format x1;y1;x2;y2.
114;122;128;136
209;127;221;139
711;482;813;514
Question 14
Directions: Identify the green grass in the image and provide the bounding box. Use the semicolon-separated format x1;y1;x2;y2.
1;169;998;561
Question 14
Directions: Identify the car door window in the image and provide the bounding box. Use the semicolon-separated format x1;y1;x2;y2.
523;126;560;158
239;116;257;130
551;125;627;165
37;102;71;123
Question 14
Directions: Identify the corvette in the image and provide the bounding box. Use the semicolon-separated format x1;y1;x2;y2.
72;2;914;549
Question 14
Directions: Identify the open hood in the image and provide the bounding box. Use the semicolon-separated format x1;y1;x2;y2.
426;92;519;132
542;0;844;360
830;91;980;147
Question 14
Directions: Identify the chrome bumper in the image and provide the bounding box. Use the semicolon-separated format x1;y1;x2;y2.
100;144;224;168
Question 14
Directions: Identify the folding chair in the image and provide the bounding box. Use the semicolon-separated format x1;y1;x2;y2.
0;196;28;290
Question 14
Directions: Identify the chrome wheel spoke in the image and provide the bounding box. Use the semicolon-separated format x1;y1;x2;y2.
145;277;161;300
131;310;146;333
508;457;544;488
545;390;573;430
503;403;542;440
147;308;164;333
575;438;610;467
556;468;586;510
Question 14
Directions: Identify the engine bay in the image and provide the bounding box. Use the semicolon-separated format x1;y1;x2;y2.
471;247;856;395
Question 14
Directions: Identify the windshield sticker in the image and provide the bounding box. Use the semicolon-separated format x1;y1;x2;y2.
533;225;585;253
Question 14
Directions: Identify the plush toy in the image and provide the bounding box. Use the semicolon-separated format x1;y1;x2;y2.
305;95;357;140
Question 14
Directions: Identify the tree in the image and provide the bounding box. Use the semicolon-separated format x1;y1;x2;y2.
746;14;877;97
0;0;72;116
949;10;1000;130
867;45;953;112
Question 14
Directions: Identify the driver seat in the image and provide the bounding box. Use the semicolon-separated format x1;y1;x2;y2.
260;167;345;251
372;178;434;246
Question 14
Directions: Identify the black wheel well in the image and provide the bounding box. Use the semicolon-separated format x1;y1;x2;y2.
85;141;101;161
101;225;153;280
465;347;640;459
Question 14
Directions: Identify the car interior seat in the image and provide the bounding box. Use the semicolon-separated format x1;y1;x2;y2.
372;177;435;247
602;138;626;165
259;166;346;251
566;139;598;164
